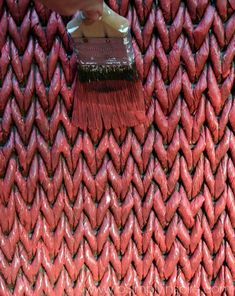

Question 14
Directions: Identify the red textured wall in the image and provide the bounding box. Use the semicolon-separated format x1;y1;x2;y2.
0;0;235;295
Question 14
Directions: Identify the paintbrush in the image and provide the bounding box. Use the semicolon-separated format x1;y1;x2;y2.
67;2;147;131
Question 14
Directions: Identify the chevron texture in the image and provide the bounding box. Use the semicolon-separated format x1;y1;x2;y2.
0;0;235;295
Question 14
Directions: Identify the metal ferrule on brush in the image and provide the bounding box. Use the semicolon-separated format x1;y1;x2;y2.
72;30;139;82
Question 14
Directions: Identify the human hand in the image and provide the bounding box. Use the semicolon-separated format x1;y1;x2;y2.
35;0;103;20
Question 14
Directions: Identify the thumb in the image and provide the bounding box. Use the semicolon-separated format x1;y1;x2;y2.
83;10;102;21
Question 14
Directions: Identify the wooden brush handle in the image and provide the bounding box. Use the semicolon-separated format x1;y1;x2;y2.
68;2;130;38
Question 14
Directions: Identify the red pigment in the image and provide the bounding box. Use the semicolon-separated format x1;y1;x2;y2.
72;78;148;131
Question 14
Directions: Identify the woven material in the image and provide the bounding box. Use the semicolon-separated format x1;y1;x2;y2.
0;0;234;295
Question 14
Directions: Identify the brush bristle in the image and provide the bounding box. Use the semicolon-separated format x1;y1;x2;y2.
72;78;147;131
70;33;147;130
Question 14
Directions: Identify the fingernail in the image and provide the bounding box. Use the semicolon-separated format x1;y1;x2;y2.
93;12;101;20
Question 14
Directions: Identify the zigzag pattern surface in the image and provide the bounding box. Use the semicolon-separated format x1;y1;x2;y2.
0;0;235;295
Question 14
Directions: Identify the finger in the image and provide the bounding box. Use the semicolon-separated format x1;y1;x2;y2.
82;9;102;25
